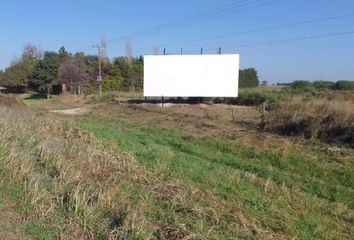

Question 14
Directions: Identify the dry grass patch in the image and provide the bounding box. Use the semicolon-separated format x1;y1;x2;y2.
0;95;26;107
267;97;354;147
0;106;280;239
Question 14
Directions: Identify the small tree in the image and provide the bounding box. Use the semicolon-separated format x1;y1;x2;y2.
58;58;89;94
239;68;259;88
113;57;132;91
22;43;42;61
29;51;60;98
0;70;3;83
58;46;70;63
132;63;143;91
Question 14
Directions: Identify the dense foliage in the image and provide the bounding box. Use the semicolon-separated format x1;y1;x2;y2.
290;80;354;93
29;51;60;98
0;43;144;96
334;80;354;90
313;80;335;89
239;68;259;88
290;80;315;93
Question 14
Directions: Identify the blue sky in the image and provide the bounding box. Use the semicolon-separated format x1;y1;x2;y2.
1;0;354;83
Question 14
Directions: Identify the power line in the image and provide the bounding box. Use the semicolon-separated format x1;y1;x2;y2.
133;12;354;52
74;0;259;52
221;30;354;49
75;0;277;52
107;0;278;42
121;0;256;38
118;0;276;38
163;12;354;47
145;30;354;55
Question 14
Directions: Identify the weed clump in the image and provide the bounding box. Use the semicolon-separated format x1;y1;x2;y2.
267;97;354;147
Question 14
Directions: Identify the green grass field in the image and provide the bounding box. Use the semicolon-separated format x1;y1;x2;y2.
0;92;353;239
74;105;354;239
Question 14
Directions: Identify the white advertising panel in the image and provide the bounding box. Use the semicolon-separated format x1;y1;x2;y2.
144;54;239;97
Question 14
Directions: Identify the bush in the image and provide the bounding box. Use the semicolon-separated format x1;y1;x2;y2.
333;81;354;90
290;80;314;93
84;84;99;95
102;76;124;92
313;81;335;90
234;91;277;106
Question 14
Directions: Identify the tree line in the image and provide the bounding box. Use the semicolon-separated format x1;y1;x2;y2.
0;43;259;97
291;80;354;92
0;43;143;98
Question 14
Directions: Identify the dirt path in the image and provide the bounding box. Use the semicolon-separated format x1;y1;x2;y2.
50;107;90;115
0;198;31;240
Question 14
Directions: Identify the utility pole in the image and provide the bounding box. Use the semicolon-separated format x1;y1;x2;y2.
92;43;103;98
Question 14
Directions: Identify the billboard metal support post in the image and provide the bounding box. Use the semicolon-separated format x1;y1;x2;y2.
232;105;235;123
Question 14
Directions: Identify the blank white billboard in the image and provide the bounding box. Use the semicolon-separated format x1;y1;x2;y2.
144;54;239;97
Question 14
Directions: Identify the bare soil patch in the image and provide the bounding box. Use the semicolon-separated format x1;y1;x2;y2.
50;107;90;115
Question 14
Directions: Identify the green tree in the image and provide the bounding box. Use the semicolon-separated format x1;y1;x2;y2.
2;60;33;91
0;70;4;86
113;57;132;91
58;46;70;63
239;68;259;88
132;63;143;91
1;43;42;92
29;51;60;98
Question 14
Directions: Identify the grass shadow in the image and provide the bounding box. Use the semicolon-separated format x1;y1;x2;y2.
23;93;45;100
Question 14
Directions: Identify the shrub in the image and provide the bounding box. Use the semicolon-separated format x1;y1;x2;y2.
333;81;354;90
102;76;124;92
290;80;314;93
313;81;335;90
234;91;277;106
84;84;99;95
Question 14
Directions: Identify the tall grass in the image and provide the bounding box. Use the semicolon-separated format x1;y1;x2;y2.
76;105;354;239
267;97;354;147
1;102;353;239
0;106;275;239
